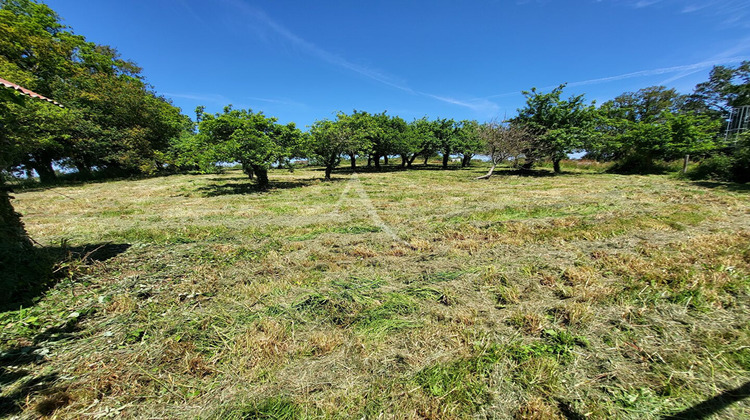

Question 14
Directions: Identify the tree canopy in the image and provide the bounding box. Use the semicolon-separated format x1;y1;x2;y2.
0;0;190;181
194;106;301;189
513;84;596;173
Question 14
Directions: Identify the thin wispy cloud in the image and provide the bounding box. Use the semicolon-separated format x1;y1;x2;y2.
659;40;750;84
422;93;500;115
567;57;749;88
246;96;308;108
225;0;410;92
223;0;498;114
483;56;749;101
164;92;231;104
623;0;750;27
634;0;662;9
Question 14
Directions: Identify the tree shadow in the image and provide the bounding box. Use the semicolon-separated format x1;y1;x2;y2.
0;242;128;416
0;314;88;416
1;243;131;312
691;180;750;193
6;169;203;193
556;399;586;420
206;176;248;182
197;178;344;197
331;164;491;174
502;168;559;177
662;381;750;419
0;371;62;417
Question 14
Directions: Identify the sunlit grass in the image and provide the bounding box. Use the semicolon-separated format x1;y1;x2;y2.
3;164;750;418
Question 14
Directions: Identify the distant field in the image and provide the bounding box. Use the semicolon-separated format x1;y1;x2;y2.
2;164;749;419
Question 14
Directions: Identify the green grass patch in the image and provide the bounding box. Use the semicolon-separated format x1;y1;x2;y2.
354;293;420;337
116;225;232;244
413;344;505;414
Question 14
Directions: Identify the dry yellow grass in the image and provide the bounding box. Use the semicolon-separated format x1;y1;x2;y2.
2;165;749;419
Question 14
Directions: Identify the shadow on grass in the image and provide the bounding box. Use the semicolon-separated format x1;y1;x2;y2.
691;180;750;193
333;164;464;173
1;243;131;313
0;242;129;417
6;170;196;193
0;315;86;417
198;178;346;197
0;371;62;417
662;381;750;419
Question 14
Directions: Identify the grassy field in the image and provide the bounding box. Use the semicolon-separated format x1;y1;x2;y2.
2;163;749;419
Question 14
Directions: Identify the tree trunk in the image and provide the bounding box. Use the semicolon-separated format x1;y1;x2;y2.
242;162;254;179
0;182;31;251
423;155;429;166
32;158;57;184
252;166;269;189
374;153;381;170
367;155;372;167
349;153;356;169
442;152;450;169
400;154;407;168
476;162;497;180
682;154;690;174
462;154;472;167
0;175;55;309
553;158;561;174
325;156;337;180
407;154;418;168
383;155;389;165
74;161;92;179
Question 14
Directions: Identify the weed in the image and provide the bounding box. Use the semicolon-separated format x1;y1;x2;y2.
495;285;521;308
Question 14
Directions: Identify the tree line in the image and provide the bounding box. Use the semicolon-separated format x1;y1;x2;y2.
2;0;749;191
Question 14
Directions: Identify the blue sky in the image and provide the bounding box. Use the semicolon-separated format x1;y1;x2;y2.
44;0;750;128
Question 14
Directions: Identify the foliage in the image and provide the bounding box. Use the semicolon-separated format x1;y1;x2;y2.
688;132;750;183
0;0;190;181
395;117;437;167
513;84;596;172
454;120;483;167
604;86;686;123
689;60;750;113
427;117;461;169
592;86;721;172
306;114;356;180
194;106;301;188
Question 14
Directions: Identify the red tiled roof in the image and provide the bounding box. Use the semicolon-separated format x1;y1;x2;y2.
0;77;63;107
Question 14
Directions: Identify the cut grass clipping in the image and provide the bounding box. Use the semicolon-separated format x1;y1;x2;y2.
2;166;749;419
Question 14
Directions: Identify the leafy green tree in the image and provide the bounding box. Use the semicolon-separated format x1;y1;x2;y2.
1;0;188;180
335;112;370;169
605;86;685;123
428;118;460;169
455;120;483;167
395;117;437;168
196;106;300;189
306;115;356;180
2;97;73;182
593;84;720;172
378;113;407;167
663;112;720;173
514;84;595;173
689;61;750;113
